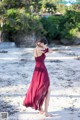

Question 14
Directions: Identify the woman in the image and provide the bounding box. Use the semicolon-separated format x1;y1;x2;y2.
23;38;53;117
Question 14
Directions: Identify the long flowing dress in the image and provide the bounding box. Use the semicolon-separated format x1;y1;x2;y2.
23;48;50;110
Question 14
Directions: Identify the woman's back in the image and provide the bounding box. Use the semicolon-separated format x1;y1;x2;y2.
34;47;45;65
33;47;44;58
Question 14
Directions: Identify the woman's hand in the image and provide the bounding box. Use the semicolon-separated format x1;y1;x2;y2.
41;44;48;49
41;44;53;53
48;48;53;53
36;42;53;53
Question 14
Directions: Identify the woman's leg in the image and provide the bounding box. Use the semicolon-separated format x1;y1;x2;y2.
44;87;53;117
39;87;53;117
44;87;50;113
39;87;50;114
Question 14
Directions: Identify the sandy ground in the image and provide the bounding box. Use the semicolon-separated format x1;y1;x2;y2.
0;43;80;120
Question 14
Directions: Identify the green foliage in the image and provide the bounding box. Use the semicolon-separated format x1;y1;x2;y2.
0;0;43;13
72;4;80;12
41;10;80;42
41;16;62;41
59;10;80;40
2;8;44;35
1;0;25;9
44;2;57;13
0;1;5;14
0;0;80;43
31;0;42;13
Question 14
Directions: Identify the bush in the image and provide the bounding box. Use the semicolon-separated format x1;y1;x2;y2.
3;8;44;33
2;8;45;41
59;10;80;40
41;10;80;43
41;16;62;42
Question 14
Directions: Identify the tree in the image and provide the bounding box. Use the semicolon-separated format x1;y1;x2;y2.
0;0;45;42
45;2;57;14
72;4;80;11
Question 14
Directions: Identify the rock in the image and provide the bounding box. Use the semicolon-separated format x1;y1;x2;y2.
73;38;80;45
0;50;8;53
61;39;74;45
14;33;39;47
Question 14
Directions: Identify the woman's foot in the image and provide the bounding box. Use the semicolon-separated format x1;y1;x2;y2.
39;108;44;114
43;112;53;117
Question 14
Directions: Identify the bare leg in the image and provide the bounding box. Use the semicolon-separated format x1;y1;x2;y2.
39;88;50;114
44;87;50;113
44;88;53;117
39;87;53;117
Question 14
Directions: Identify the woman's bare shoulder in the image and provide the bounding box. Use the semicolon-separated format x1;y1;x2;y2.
33;47;44;57
34;47;42;52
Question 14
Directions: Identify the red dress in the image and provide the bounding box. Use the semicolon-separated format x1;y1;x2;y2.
23;48;50;110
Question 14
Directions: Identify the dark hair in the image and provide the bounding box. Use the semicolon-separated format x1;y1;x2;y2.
36;38;48;45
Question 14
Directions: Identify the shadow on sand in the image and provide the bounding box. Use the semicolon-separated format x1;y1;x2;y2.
0;99;19;116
